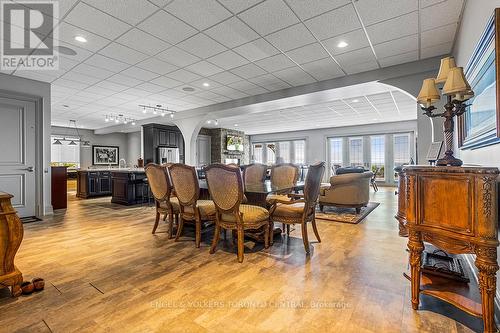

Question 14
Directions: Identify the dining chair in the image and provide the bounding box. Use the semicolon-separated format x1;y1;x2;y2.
168;163;216;248
144;163;179;237
205;164;270;263
269;162;326;254
266;163;299;205
242;163;267;185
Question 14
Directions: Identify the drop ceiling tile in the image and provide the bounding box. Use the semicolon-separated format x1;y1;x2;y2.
335;47;376;66
421;0;463;31
165;0;232;30
217;0;263;14
233;38;279;62
230;80;263;92
246;86;269;95
177;33;227;59
301;57;344;81
150;76;183;89
64;2;131;40
99;43;149;65
342;59;379;74
107;73;144;87
420;41;452;59
71;63;115;79
208;71;244;85
304;4;360;40
421;23;457;49
285;0;350;20
272;67;316;86
205;17;259;48
323;29;370;55
121;66;160;81
116;29;171;56
211;86;249;99
373;34;418;59
135;82;167;93
121;88;150;97
207;50;249;70
56;22;110;52
379;50;419;67
61;71;102;85
420;0;447;8
148;0;170;7
85;54;130;72
230;63;268;79
286;43;329;64
136;57;178;75
94;80;130;92
156;46;200;67
255;54;296;72
248;73;286;86
366;12;418;45
13;71;57;83
137;10;197;44
186;61;224;77
166;69;202;83
83;0;158;25
238;0;299;35
52;78;90;90
190;79;222;90
355;0;418;26
54;40;94;62
265;23;316;52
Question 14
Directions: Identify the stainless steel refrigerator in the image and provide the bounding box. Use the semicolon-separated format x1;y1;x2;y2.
157;147;180;164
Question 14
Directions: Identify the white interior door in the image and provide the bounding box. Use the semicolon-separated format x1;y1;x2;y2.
0;97;36;217
196;135;211;166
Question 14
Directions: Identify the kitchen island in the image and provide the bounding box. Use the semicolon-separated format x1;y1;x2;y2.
77;168;147;205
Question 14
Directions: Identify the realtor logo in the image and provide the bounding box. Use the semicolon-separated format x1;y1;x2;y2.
1;1;59;70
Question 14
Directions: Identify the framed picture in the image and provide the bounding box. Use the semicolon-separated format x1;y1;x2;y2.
458;8;500;149
426;141;443;162
92;145;119;165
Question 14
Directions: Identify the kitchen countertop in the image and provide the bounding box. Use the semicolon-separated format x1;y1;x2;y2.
78;168;145;173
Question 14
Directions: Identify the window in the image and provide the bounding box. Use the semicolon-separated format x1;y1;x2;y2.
277;141;290;163
293;140;305;165
329;137;343;165
370;136;385;179
51;136;80;168
252;143;263;163
266;143;276;165
394;134;410;166
349;137;363;166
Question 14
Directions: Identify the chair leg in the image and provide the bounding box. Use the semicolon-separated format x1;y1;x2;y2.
301;222;310;254
269;221;274;245
264;222;270;249
210;223;221;254
152;211;160;234
282;223;286;234
175;217;184;241
319;204;324;212
286;224;290;236
311;219;321;243
237;226;245;263
167;213;174;239
195;219;201;248
355;207;361;214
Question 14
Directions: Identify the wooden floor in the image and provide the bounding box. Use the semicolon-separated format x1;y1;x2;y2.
0;188;485;332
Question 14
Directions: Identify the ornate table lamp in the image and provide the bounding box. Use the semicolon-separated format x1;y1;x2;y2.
417;56;474;166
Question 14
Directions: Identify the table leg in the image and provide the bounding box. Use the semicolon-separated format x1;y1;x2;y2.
475;246;499;333
408;230;424;310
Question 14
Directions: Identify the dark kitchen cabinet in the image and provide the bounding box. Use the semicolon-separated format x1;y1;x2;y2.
77;170;112;198
143;124;185;164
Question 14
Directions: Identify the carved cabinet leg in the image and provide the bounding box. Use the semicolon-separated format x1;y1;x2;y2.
408;230;424;310
475;246;499;333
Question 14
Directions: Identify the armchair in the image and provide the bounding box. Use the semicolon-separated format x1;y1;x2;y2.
319;171;373;214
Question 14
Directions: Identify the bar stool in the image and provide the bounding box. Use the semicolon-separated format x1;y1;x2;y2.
142;177;151;205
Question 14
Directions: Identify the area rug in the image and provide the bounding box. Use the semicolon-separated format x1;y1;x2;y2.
315;202;380;224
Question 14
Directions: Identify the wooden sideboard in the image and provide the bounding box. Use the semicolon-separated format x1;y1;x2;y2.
400;165;499;333
0;192;23;297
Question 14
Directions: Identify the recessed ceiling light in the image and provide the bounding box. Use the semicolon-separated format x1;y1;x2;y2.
234;124;239;127
74;35;87;43
182;87;195;92
63;104;69;108
352;99;359;103
337;41;348;48
203;82;210;87
56;46;77;56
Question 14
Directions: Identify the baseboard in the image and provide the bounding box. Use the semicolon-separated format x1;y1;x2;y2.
43;205;53;216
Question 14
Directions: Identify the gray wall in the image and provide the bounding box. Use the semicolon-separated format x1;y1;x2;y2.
250;120;417;182
126;131;142;167
453;0;500;167
0;73;52;216
51;126;129;169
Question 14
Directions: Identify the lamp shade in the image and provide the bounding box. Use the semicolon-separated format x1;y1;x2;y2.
442;67;471;97
417;78;440;107
436;56;457;83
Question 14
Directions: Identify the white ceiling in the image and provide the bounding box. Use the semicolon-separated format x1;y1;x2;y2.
206;81;417;134
1;0;464;130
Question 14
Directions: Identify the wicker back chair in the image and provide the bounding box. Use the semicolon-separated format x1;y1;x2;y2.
205;164;270;262
269;162;325;253
266;163;299;207
169;164;215;248
243;163;267;185
144;163;179;236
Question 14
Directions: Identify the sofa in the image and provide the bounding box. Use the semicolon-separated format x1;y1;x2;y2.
319;171;373;214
